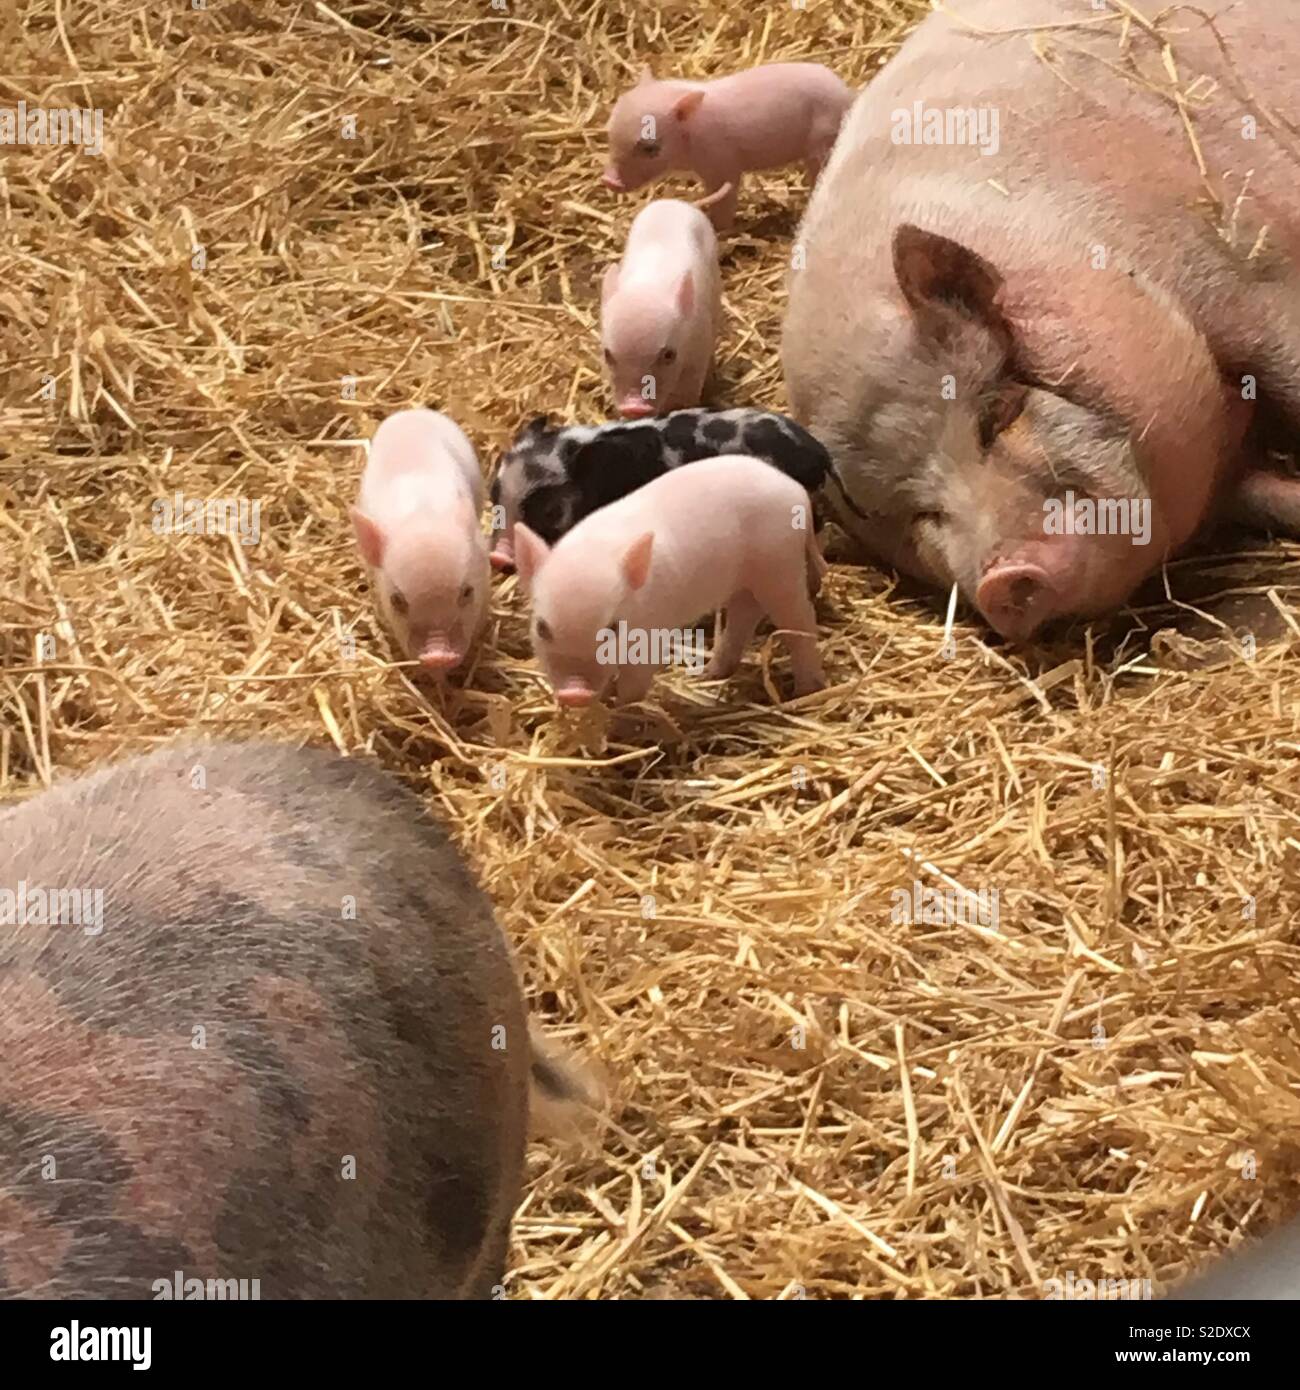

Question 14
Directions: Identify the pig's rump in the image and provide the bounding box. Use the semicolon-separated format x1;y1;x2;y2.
0;741;528;1299
620;209;716;296
696;65;848;165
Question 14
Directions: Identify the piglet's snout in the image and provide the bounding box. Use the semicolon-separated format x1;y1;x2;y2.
556;682;595;709
419;635;466;670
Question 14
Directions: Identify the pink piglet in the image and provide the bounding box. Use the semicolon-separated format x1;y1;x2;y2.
602;198;721;419
351;408;491;672
513;454;826;707
603;63;853;230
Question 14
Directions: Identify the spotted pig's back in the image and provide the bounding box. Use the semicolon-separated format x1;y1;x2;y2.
0;740;529;1299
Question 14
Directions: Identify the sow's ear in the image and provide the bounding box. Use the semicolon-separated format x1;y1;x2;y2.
513;523;551;592
892;224;1013;352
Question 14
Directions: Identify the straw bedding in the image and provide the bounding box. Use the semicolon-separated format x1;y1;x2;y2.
3;0;1299;1299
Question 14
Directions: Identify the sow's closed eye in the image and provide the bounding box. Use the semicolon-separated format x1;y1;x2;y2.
978;383;1028;448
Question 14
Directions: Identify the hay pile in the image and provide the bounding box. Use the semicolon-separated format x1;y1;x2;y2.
4;0;1300;1299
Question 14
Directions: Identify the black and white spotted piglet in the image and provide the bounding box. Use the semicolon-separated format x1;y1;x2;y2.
488;407;831;571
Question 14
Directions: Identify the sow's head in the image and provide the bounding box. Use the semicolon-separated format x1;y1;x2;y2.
801;224;1163;642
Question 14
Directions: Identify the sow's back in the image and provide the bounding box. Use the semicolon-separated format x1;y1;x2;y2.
0;741;529;1299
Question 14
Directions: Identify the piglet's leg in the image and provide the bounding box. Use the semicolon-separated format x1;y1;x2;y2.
1227;470;1300;535
614;662;656;705
804;117;841;187
489;524;516;572
752;579;825;697
704;592;762;680
698;175;739;231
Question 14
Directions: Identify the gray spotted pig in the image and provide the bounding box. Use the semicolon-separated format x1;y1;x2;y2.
0;740;584;1299
488;407;831;571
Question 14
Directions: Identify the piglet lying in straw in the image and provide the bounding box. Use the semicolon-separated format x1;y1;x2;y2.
514;455;826;708
352;408;491;671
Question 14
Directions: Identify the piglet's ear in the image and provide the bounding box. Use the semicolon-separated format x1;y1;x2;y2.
351;508;385;568
513;523;551;592
675;269;694;315
636;65;654;86
673;90;704;122
622;531;654;591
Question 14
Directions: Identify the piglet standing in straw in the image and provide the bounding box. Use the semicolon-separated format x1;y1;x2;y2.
603;64;853;230
513;455;826;708
602;198;721;419
352;408;491;672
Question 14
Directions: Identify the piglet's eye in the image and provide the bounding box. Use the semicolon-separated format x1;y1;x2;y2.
459;584;474;604
390;591;409;616
634;139;661;156
536;618;553;643
659;347;677;364
603;348;614;365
